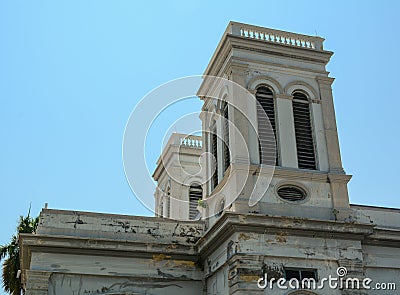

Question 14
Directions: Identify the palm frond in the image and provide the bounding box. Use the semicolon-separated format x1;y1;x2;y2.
1;212;39;295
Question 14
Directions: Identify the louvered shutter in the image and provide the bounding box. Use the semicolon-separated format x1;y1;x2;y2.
277;186;306;202
189;185;202;220
223;102;230;173
211;126;218;190
166;190;170;218
292;92;316;170
256;86;277;165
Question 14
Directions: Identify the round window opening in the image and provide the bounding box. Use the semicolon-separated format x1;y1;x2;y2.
277;185;307;202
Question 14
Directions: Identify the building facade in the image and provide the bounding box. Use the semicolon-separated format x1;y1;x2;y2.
20;22;400;295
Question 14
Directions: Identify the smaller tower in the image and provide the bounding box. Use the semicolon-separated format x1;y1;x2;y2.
153;133;204;220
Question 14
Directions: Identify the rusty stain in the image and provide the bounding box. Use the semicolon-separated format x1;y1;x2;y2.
172;260;195;267
240;274;259;282
152;254;171;261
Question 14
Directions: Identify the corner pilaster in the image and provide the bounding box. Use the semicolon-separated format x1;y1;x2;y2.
24;270;51;295
316;76;344;174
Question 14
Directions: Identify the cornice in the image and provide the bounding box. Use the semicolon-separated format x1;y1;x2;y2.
197;212;375;259
316;76;335;85
204;34;333;78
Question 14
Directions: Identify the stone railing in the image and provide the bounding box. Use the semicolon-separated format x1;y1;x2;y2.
228;21;324;51
180;135;203;149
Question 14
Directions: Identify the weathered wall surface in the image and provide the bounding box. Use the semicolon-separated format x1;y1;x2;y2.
48;273;203;295
203;230;362;294
21;209;205;295
21;208;400;295
37;209;204;246
363;245;400;295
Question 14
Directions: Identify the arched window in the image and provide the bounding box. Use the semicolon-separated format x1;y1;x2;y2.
189;184;202;220
211;123;218;190
292;91;316;170
222;101;230;174
256;86;277;165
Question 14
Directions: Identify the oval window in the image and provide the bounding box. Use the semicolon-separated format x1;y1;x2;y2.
277;185;306;202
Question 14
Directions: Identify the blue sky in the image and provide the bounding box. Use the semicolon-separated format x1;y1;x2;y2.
1;0;399;270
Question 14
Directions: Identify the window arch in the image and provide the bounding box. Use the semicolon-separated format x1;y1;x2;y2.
256;85;277;165
222;101;230;174
189;184;202;220
292;91;316;170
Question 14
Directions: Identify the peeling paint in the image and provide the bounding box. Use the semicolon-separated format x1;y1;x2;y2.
275;232;287;243
238;233;251;241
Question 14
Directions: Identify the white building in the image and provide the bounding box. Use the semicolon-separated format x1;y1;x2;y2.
20;22;400;295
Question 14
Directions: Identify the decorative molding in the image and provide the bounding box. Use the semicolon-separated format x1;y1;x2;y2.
284;80;319;99
247;74;284;94
233;56;329;75
316;76;335;85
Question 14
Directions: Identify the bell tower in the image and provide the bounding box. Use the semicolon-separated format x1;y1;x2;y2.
200;22;351;223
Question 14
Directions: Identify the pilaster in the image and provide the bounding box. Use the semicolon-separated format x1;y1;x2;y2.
275;94;297;168
24;270;51;295
317;76;344;174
